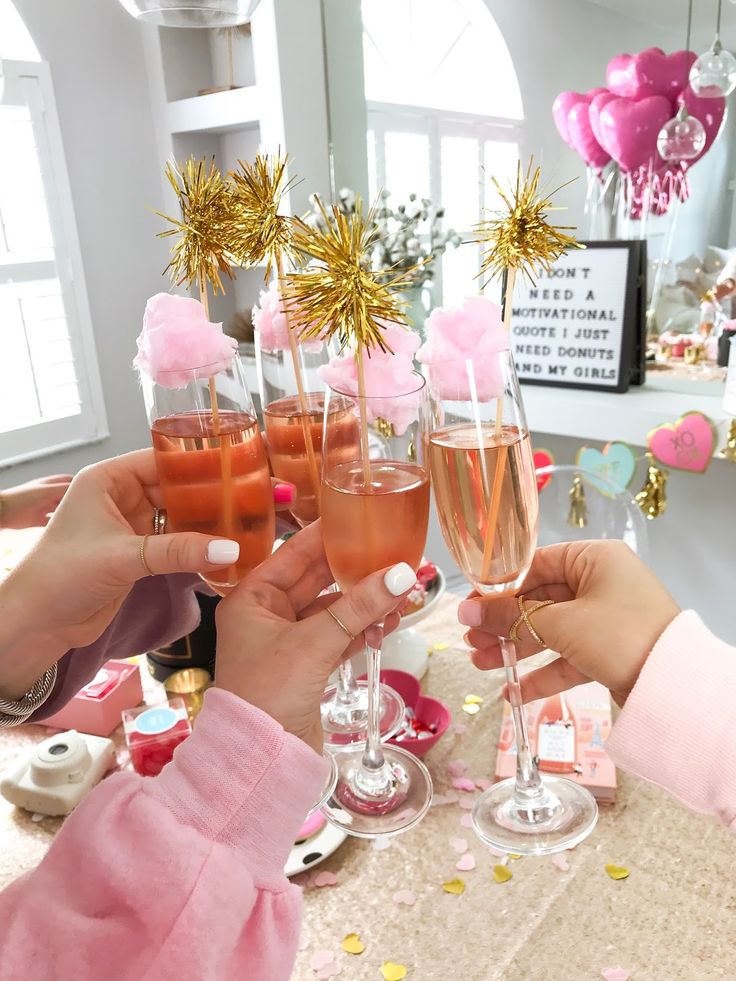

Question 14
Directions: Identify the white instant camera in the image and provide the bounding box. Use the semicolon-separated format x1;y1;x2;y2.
0;729;116;816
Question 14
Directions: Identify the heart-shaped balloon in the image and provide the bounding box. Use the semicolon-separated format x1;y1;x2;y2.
597;95;673;173
568;101;611;171
678;85;726;164
552;88;607;146
648;412;715;473
606;47;697;102
533;449;555;492
589;90;618;148
577;442;637;496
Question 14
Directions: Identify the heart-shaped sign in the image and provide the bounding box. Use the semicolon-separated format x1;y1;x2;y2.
533;448;555;492
576;442;636;496
648;412;715;473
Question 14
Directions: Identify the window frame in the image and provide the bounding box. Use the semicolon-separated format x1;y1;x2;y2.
0;59;108;468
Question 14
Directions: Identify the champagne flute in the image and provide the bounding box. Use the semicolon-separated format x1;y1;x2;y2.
141;355;275;595
320;372;433;837
257;329;406;747
426;348;598;855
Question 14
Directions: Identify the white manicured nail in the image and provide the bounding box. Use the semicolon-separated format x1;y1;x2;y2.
207;539;240;564
384;562;416;596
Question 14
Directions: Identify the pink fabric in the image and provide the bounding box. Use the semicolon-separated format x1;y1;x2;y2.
607;610;736;833
0;688;328;980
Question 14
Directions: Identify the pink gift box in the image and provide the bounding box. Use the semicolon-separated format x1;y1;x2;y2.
43;660;144;737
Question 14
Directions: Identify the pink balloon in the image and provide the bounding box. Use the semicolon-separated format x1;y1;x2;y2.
606;48;697;103
589;90;618;147
567;101;611;171
597;95;672;173
678;85;727;163
553;91;589;146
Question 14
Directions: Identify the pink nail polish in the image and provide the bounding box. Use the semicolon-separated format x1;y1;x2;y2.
273;482;295;504
458;599;483;627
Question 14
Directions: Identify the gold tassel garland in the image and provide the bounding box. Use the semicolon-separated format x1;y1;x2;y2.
568;473;588;528
718;420;736;463
635;454;668;519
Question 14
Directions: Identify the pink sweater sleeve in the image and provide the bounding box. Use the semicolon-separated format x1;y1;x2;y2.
0;688;328;981
606;610;736;833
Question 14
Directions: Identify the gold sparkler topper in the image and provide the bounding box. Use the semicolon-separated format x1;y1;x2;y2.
473;159;583;286
229;151;301;280
281;195;414;355
157;156;238;295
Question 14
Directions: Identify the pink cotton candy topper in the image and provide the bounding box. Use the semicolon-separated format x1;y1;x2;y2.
133;292;237;388
252;280;323;354
416;296;509;402
319;321;422;436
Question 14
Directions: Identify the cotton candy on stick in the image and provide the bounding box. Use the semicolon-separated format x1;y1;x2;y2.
472;161;582;581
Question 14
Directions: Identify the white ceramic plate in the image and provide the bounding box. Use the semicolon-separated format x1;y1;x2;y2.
284;819;347;877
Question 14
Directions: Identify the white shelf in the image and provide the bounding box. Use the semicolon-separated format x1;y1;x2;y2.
523;382;726;451
166;86;260;135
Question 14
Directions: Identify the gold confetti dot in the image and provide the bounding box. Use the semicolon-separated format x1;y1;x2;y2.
464;694;484;705
493;865;513;883
462;703;481;716
433;642;449;651
508;853;522;860
605;864;630;881
340;933;365;955
442;877;466;895
381;962;408;981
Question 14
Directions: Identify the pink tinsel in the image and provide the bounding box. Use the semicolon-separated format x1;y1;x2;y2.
252;280;323;353
319;322;422;436
416;296;508;401
133;293;237;388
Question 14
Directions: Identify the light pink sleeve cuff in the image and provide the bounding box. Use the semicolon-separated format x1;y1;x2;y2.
606;610;736;832
148;687;329;888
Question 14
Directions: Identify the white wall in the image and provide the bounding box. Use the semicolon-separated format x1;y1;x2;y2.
8;0;168;484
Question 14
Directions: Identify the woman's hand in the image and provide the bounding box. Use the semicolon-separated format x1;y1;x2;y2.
459;540;680;705
214;521;416;753
0;475;73;529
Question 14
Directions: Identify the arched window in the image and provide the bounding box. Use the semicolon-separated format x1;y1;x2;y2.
1;0;106;464
362;0;523;305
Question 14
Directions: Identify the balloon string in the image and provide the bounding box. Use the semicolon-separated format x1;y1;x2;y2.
686;0;693;51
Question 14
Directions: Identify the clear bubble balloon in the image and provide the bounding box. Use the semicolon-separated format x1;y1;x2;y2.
689;42;736;98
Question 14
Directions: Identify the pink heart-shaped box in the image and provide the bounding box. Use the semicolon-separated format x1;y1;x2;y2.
363;669;451;758
648;412;714;473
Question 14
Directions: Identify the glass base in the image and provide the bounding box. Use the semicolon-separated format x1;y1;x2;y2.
307;754;338;817
472;775;598;856
321;745;432;838
320;682;404;748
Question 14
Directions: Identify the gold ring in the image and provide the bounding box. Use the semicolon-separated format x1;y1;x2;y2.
139;535;155;577
153;508;167;535
325;605;356;642
509;595;555;646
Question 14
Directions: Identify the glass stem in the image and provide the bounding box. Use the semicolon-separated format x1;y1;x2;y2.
356;626;392;796
335;659;360;707
499;635;545;801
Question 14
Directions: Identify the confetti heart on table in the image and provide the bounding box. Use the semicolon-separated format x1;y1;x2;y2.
373;836;392;851
551;853;570;872
315;963;342;980
450;837;468;854
453;723;468;735
648;411;715;473
393;889;417;906
475;778;491;791
604;864;630;881
313;871;339;888
456;852;477;872
458;797;475;810
447;759;468;778
442;877;466;895
340;933;365;955
601;969;630;981
433;642;449;651
577;441;636;494
493;865;513;884
311;950;335;971
462;694;483;716
534;448;555;491
381;963;408;981
452;777;476;793
459;813;474;829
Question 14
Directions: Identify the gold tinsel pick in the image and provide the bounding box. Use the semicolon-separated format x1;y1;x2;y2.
718;419;736;463
281;194;414;354
157;156;237;295
473;159;583;286
229;151;300;280
635;453;668;519
568;473;588;529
